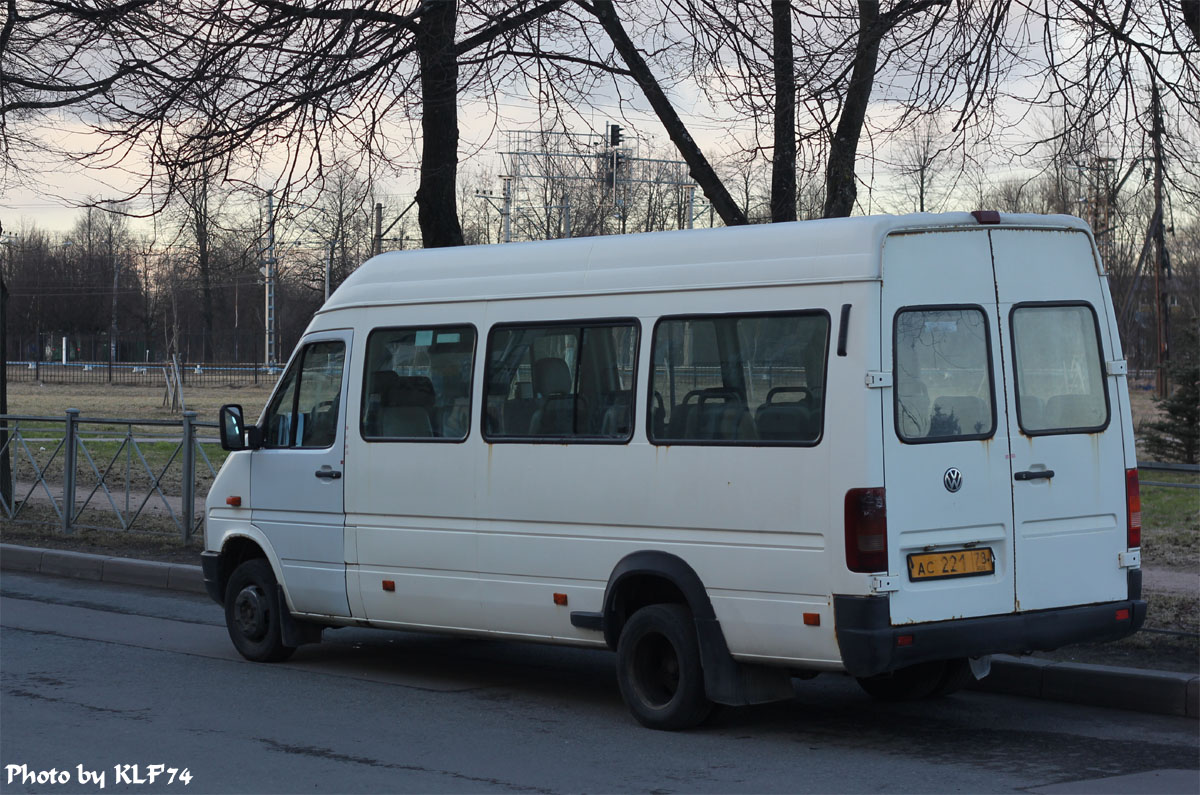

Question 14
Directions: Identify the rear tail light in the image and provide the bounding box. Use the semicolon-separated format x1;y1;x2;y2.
845;487;888;573
1125;469;1141;548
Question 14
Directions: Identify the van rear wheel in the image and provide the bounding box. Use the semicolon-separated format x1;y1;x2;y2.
616;604;712;730
855;660;949;701
224;559;295;663
928;658;974;697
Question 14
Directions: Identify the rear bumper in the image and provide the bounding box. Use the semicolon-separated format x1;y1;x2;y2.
833;594;1146;678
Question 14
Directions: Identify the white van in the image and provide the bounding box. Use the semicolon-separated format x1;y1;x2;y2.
203;212;1145;729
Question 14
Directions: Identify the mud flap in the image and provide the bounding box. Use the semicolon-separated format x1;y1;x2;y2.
277;585;324;647
695;617;796;706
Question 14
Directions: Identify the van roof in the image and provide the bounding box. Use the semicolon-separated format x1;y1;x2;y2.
320;212;1092;313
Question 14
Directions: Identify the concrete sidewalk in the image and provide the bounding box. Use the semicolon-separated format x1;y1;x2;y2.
2;542;1196;719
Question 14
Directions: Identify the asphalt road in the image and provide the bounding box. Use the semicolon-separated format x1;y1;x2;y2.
1;571;1196;795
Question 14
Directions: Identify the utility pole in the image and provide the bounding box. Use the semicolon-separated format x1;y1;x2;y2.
375;199;417;253
502;177;513;244
374;202;383;257
263;190;278;368
1151;82;1170;398
325;240;335;302
108;224;120;369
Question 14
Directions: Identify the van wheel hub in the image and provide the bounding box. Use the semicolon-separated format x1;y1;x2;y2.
631;633;681;707
233;585;269;641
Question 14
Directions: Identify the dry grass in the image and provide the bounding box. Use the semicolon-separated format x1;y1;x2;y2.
2;517;202;564
6;382;274;426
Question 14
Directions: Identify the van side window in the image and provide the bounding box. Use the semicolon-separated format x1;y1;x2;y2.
1010;303;1110;434
263;341;346;449
361;325;476;441
893;307;995;443
484;321;638;441
649;311;830;446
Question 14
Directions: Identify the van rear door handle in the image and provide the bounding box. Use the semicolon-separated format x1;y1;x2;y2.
315;469;342;480
1014;470;1054;481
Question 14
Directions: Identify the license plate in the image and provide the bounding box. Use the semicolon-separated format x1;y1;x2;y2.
907;548;995;581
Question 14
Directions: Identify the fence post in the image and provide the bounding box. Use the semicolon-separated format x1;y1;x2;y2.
63;408;79;534
182;410;196;541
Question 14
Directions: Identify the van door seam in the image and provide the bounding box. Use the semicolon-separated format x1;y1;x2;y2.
987;231;1019;613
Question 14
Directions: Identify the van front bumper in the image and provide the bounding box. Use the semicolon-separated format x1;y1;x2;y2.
833;593;1147;678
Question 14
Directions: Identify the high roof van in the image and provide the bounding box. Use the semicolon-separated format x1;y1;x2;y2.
203;212;1145;730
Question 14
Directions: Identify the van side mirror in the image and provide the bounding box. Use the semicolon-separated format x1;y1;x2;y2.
219;404;260;451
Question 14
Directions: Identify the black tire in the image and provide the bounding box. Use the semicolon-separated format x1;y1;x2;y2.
224;559;295;663
929;658;974;697
855;660;947;701
616;604;713;730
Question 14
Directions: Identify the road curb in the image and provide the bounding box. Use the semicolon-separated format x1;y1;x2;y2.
2;543;1196;718
1;543;205;595
974;656;1199;718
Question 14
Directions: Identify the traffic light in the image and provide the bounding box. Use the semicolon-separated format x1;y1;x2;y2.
610;124;623;147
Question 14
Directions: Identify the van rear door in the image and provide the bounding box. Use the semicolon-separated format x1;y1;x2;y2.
990;229;1130;611
881;224;1130;627
881;230;1017;624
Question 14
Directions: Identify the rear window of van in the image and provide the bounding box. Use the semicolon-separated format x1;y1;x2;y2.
1010;303;1110;435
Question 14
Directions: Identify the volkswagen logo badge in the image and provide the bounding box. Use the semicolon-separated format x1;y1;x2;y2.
944;467;963;493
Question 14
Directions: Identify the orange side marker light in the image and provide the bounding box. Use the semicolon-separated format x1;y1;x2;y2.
803;612;820;626
382;580;395;592
225;496;242;507
553;593;568;606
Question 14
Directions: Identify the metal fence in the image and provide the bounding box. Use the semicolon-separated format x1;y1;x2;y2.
1138;461;1200;489
6;361;282;388
0;411;222;539
0;409;1193;539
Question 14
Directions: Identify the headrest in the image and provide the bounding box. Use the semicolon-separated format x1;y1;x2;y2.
532;358;572;396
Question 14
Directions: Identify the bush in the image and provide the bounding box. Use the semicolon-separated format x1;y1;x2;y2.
1143;323;1200;464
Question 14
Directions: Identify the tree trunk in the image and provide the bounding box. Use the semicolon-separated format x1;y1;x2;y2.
416;1;465;248
587;0;748;227
770;0;797;223
823;0;881;218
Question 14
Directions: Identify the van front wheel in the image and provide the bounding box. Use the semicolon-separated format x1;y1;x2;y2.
224;559;295;663
616;604;712;730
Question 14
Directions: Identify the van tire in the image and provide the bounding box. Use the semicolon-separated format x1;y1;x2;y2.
224;559;295;663
616;604;713;730
855;660;947;701
929;658;974;697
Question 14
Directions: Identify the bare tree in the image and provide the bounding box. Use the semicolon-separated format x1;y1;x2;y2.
1;1;582;248
892;120;946;213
